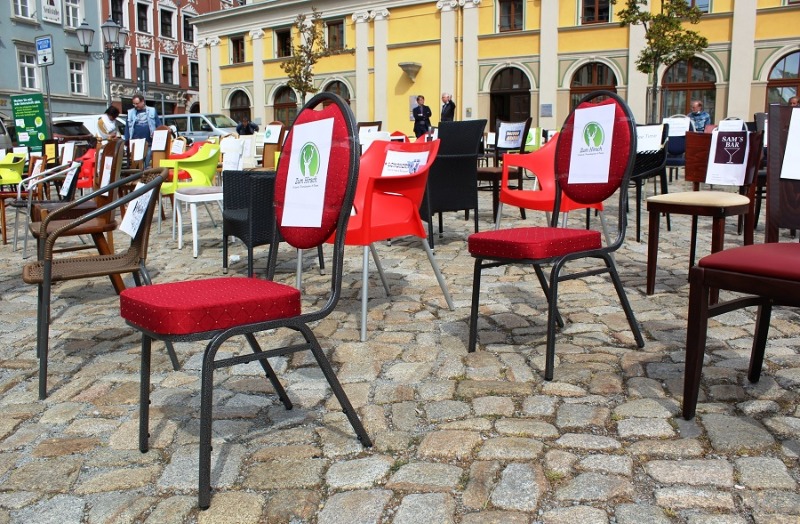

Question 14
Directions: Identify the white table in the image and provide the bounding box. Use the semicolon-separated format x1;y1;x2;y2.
173;186;224;258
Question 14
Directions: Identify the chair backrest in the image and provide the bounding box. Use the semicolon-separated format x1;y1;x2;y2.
261;121;286;169
666;134;686;156
94;139;125;209
272;92;360;318
554;91;636;248
357;121;382;133
171;136;188;155
494;117;533;162
632;124;668;180
42;140;59;168
766;104;800;242
664;114;695;136
684;130;762;189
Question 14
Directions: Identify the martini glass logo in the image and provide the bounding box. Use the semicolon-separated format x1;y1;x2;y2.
300;142;321;177
582;122;605;148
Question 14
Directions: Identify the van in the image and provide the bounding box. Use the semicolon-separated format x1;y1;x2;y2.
53;114;126;138
161;113;238;142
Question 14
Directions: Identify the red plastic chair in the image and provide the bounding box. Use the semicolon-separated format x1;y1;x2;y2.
389;130;409;142
342;139;454;341
166;140;204;180
119;93;371;510
467;91;645;380
76;149;96;191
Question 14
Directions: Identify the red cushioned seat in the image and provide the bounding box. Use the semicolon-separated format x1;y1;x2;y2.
699;242;800;281
468;227;601;260
120;277;301;335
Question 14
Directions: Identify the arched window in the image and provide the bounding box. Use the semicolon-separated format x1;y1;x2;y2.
767;51;800;106
274;87;297;127
489;67;531;131
662;57;716;121
229;90;251;125
570;63;617;110
323;81;350;106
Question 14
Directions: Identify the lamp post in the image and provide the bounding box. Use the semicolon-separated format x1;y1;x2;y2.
76;17;129;107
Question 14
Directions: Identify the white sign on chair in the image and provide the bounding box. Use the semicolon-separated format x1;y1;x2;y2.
568;103;615;184
283;118;334;227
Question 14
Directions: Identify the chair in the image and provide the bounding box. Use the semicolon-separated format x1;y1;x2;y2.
682;103;800;420
260;121;286;170
477;118;533;221
357;120;382;133
342;138;454;342
467;91;644;380
119;92;371;509
419;119;486;248
752;112;768;228
0;152;28;244
663;114;693;182
645;130;763;298
158;142;221;231
22;168;169;399
629;124;669;242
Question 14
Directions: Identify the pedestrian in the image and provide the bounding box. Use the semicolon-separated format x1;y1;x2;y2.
789;96;799;107
236;115;258;135
688;100;711;132
412;95;432;138
440;92;456;123
124;93;161;166
97;106;120;140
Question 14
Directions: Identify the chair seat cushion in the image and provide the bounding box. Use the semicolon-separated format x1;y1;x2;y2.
120;277;301;336
468;227;602;260
699;243;800;280
176;186;223;196
647;190;749;208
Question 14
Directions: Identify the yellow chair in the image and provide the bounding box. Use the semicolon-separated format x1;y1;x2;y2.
1;153;30;244
158;143;221;231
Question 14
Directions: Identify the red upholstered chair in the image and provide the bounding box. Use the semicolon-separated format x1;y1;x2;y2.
340;138;454;342
682;103;800;420
119;93;371;509
467;91;644;380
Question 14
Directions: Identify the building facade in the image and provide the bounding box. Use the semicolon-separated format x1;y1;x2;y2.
192;0;800;132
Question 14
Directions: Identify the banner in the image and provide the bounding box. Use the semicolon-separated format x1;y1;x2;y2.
11;94;48;154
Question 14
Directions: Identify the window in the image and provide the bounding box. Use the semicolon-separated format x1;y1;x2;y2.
137;3;150;33
276;29;292;58
162;57;175;84
111;0;124;24
274;86;297;126
190;62;199;88
65;0;81;28
229;90;252;124
230;36;245;63
498;0;523;32
323;81;350;106
691;0;710;12
662;57;717;121
19;51;38;90
183;15;194;43
767;51;800;106
160;10;174;38
570;63;617;110
113;48;126;78
326;19;344;50
582;0;610;24
69;60;87;95
13;0;32;18
138;53;151;90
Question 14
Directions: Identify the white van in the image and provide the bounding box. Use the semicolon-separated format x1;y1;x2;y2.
53;114;126;138
161;113;238;142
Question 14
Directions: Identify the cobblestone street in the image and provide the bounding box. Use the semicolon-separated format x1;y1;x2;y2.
0;179;798;524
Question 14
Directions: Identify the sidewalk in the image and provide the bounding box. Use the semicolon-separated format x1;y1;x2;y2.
0;180;797;524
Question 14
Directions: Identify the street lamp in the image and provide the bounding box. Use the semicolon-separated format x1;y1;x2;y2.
76;17;129;107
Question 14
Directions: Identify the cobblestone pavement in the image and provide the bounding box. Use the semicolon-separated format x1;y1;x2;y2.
0;178;798;524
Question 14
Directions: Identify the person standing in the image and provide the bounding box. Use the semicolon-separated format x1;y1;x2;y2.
413;95;432;138
688;100;711;132
236;115;258;135
97;106;120;140
440;92;456;123
124;93;161;166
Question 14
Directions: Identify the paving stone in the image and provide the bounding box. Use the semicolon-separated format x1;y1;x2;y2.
460;511;530;524
160;444;246;490
143;496;195;524
462;461;501;510
616;417;676;438
740;489;800;516
424;400;471;422
654;486;735;510
762;416;800;439
75;465;161;494
317;489;391;524
325;456;393;490
577;454;632;476
735;457;797;490
472;396;515;417
10;495;85;524
555;404;609;430
686;514;748;524
495;418;559;439
554;433;621;451
263;490;321;523
86;493;158;524
418;430;482;460
613;398;675;418
627;438;704;458
197;492;265;524
521;395;557;416
477;437;543;460
555;472;633;502
615;503;671;524
701;414;775;451
456;380;534;398
489;463;545;511
646;459;733;487
386;462;463;492
393;493;455;524
542;505;609;524
4;458;82;493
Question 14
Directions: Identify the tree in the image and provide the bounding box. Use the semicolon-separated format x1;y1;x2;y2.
279;8;353;105
612;0;708;122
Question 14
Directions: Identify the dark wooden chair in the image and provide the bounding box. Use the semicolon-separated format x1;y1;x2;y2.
682;103;800;420
476;117;532;221
629;124;669;242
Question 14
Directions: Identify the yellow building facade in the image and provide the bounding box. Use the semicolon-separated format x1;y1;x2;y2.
193;0;800;131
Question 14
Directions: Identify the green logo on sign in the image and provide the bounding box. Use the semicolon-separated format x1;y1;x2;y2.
300;142;320;177
582;122;604;148
265;129;272;139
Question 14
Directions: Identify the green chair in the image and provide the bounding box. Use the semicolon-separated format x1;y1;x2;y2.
1;153;32;244
158;143;221;231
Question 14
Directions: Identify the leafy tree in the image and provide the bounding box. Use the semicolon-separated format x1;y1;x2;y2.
612;0;708;122
279;8;353;105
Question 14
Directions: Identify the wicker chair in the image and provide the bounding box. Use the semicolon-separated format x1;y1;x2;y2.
22;168;172;399
419;119;487;248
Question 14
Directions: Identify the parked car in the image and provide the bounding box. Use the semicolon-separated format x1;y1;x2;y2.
51;120;96;158
161;113;238;142
53;114;126;138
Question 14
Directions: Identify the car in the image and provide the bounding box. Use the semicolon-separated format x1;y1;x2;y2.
51;120;96;158
161;113;238;142
53;114;126;138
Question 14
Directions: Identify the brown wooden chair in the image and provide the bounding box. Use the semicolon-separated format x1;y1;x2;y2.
22;168;171;399
682;103;800;420
645;130;763;299
476;118;532;222
260;121;286;169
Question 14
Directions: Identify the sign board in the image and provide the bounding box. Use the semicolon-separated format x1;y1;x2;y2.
11;94;48;154
36;35;54;67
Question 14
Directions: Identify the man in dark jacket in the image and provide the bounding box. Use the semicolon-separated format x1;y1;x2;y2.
236;116;258;135
440;92;456;122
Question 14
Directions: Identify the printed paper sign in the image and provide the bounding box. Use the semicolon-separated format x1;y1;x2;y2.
282;118;335;227
100;156;114;187
717;119;746;132
119;182;153;238
705;130;749;185
782;108;800;180
61;142;76;164
151;129;169;152
381;150;430;177
636;125;663;152
496;122;526;149
568;103;616;184
59;164;79;197
264;124;283;144
222;139;245;172
131;138;146;161
170;139;186;155
663;116;691;136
